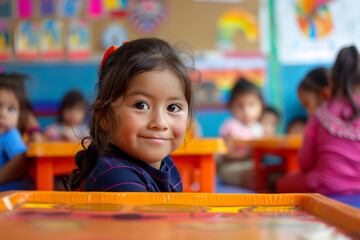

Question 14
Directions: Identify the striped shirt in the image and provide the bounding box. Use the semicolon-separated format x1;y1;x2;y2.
84;145;182;192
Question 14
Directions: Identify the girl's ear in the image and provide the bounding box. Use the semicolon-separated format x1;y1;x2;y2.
321;87;332;100
95;110;109;131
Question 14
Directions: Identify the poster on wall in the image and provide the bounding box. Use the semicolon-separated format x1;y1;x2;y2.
276;0;360;64
15;20;38;60
0;21;12;61
67;20;91;60
194;52;266;108
39;19;63;60
0;0;12;18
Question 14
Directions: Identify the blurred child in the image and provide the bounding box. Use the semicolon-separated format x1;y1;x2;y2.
277;46;360;195
0;74;33;190
218;78;264;186
298;67;331;116
286;117;307;135
0;73;44;144
67;38;196;192
45;90;89;142
259;106;280;136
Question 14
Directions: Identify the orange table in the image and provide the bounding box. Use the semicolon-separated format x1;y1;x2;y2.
233;135;303;191
27;138;227;192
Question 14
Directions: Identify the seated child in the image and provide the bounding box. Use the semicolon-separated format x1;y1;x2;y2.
277;46;360;195
0;74;33;190
45;90;89;142
66;38;196;192
286;117;307;135
259;106;280;136
297;67;331;116
218;78;264;187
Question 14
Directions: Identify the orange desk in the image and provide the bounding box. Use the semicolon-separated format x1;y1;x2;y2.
1;191;360;240
27;138;227;192
233;135;303;191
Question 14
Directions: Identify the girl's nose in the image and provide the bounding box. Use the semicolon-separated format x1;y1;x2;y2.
148;110;168;130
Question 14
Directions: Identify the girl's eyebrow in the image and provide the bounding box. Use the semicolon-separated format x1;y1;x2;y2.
127;90;186;101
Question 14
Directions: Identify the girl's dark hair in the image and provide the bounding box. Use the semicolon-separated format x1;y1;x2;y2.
68;38;197;191
0;73;31;135
298;67;330;94
59;90;87;124
228;77;263;107
262;106;280;119
332;45;360;120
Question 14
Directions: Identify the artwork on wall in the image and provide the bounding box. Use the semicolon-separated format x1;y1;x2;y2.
15;20;39;60
194;52;266;107
58;0;82;18
129;0;168;33
104;0;129;16
40;0;56;16
277;0;360;64
0;0;12;18
216;9;258;50
101;24;128;50
17;0;34;18
67;20;91;60
39;19;63;60
0;21;11;61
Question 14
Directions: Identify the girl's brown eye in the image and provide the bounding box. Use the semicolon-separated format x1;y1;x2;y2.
135;102;149;110
168;104;181;112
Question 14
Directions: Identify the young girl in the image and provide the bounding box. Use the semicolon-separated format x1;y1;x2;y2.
297;67;331;116
67;38;195;192
277;46;360;195
218;78;264;186
45;90;89;142
0;74;33;190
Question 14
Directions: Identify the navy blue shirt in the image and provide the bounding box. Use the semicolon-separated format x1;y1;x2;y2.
84;145;183;192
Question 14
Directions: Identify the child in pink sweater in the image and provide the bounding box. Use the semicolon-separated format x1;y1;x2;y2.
277;46;360;195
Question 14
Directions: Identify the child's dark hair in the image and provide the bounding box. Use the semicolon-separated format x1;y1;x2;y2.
286;116;307;133
68;38;196;191
331;46;360;120
0;73;31;134
298;67;329;94
59;90;87;124
228;77;263;107
262;106;280;119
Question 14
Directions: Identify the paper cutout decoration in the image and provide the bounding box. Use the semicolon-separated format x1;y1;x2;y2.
0;0;12;18
39;19;63;60
17;0;33;18
0;21;12;61
59;0;82;18
87;0;103;18
15;21;38;60
296;0;333;39
67;21;91;60
40;0;56;16
129;0;168;33
216;9;258;50
104;0;128;16
101;24;128;50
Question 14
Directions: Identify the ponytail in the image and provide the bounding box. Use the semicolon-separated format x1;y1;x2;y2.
332;46;360;120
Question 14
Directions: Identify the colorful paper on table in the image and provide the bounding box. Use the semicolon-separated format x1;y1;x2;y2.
0;0;12;18
40;0;56;16
59;0;82;18
17;0;33;18
129;0;168;33
0;192;359;240
39;19;63;60
67;20;91;60
87;0;103;18
217;9;258;50
15;21;38;60
0;21;12;61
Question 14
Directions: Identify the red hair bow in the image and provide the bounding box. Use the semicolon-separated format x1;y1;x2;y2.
100;42;129;67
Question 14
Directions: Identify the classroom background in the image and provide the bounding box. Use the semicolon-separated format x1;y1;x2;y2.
0;0;357;136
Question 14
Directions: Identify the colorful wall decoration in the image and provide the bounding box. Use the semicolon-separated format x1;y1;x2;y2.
217;9;258;50
277;0;360;64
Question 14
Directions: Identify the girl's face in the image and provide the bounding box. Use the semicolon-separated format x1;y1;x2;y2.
0;88;20;135
106;69;189;169
230;93;263;125
298;89;323;116
62;104;86;127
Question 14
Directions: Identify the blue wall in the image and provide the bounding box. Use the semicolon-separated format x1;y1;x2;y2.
1;62;330;136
